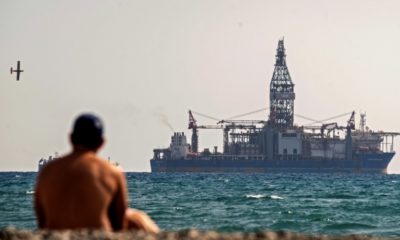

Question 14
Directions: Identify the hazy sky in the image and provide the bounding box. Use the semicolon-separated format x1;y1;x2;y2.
1;0;400;172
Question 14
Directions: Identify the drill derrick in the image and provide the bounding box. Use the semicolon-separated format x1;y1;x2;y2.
269;39;295;129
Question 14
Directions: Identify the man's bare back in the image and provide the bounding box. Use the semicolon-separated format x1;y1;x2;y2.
35;151;127;230
34;114;159;233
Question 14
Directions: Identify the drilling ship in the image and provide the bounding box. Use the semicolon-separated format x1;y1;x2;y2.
150;39;399;173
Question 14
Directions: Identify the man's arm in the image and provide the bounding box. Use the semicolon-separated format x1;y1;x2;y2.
108;171;128;231
34;180;46;229
124;208;160;234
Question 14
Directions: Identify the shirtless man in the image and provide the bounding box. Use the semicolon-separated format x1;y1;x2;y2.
34;113;159;233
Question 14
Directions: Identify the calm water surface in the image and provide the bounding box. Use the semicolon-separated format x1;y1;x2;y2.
1;172;400;236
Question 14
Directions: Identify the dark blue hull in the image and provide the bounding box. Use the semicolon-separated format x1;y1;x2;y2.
150;152;394;173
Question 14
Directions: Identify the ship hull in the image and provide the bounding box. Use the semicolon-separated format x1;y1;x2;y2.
150;152;394;173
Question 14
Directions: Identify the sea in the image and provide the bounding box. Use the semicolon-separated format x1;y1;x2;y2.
1;172;400;237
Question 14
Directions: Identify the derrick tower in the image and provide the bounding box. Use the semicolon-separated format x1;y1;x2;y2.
269;39;295;128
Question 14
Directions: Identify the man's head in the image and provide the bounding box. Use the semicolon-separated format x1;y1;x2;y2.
70;113;104;151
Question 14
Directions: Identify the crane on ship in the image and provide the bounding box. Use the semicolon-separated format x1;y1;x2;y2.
317;111;355;138
189;110;267;154
188;110;222;153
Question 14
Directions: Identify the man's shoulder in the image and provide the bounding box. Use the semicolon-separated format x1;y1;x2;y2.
90;155;125;178
38;152;124;182
38;156;65;177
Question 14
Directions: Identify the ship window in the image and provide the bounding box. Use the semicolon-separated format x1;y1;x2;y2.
283;148;287;154
293;149;297;155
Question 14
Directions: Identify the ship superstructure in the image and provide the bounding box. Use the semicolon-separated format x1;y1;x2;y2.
151;39;399;173
38;155;57;172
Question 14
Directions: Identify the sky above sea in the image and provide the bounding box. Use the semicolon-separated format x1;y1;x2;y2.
1;0;400;172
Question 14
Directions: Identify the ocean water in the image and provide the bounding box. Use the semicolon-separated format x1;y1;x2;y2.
1;172;400;237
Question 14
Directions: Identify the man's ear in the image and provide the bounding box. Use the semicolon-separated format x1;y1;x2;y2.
96;138;105;152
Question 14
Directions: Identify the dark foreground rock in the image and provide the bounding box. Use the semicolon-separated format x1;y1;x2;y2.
0;228;388;240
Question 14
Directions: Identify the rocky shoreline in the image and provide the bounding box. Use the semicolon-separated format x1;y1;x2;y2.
0;228;389;240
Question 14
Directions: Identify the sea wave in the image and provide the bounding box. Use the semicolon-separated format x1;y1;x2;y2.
245;194;284;200
245;194;266;199
270;194;284;200
3;172;400;236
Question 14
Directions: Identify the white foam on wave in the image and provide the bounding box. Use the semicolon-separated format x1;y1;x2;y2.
270;194;284;200
26;190;35;195
246;194;267;199
246;194;284;200
218;178;230;183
